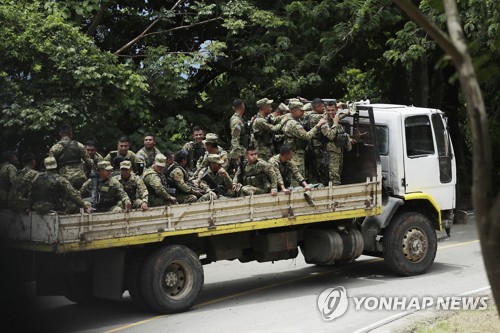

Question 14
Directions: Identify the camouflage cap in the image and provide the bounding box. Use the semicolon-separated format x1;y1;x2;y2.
256;98;273;107
302;102;312;111
97;160;114;171
289;100;304;110
203;133;219;144
120;160;132;169
207;154;223;164
155;153;167;167
44;156;57;170
278;103;289;112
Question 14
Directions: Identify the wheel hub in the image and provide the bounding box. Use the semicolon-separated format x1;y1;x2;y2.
402;227;428;263
162;262;188;299
164;271;178;287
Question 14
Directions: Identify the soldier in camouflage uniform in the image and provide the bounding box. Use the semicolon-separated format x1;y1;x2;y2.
136;133;161;175
0;150;18;209
198;154;237;199
182;126;206;176
268;146;311;194
30;157;91;215
320;103;354;185
114;160;149;211
192;133;229;180
8;153;39;213
48;123;92;190
142;154;178;207
282;101;327;181
85;140;104;174
104;136;142;175
229;99;250;177
303;98;328;184
233;147;279;196
80;161;131;213
166;151;206;203
250;98;283;162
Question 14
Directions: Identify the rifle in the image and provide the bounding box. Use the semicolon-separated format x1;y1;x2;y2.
237;156;245;184
89;171;100;210
200;170;224;195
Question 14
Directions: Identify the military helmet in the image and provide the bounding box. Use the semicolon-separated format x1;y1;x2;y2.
44;157;57;170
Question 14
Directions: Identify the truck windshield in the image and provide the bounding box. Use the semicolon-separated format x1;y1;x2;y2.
405;115;435;157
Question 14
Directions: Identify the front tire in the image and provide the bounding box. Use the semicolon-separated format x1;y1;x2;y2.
140;245;204;314
383;212;437;276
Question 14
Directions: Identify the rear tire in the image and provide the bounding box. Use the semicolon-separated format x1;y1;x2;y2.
383;212;437;276
140;245;203;314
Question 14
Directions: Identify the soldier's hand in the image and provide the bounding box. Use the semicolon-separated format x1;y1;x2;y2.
125;202;132;211
193;190;203;198
168;197;178;204
218;167;228;177
271;189;278;196
333;113;339;125
140;202;149;211
303;184;312;191
282;187;291;195
84;206;93;214
317;118;328;127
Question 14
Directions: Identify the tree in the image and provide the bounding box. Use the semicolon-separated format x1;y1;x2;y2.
393;0;500;314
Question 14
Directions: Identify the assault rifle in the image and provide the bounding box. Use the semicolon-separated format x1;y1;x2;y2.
200;170;224;195
89;171;100;210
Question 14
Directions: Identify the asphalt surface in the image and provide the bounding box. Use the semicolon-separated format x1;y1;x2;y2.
11;214;491;333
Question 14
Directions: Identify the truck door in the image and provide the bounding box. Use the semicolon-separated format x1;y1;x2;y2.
402;113;456;209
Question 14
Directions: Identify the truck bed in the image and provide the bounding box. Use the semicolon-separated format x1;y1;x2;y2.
0;178;381;253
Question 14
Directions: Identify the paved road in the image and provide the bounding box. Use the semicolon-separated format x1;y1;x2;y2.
24;217;489;333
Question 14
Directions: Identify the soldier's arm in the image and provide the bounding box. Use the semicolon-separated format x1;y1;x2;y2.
79;179;91;197
230;120;243;156
114;179;132;207
192;154;206;179
171;169;194;194
147;175;175;201
292;123;319;141
262;162;278;192
136;177;149;205
60;177;88;210
220;150;230;170
269;160;285;188
290;161;306;185
181;142;191;152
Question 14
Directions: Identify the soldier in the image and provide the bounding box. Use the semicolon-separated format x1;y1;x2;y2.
142;154;178;207
114;160;149;211
8;153;39;213
166;151;206;203
283;101;327;180
48;123;92;190
85;140;104;173
182;126;206;175
229;99;250;176
136;132;161;174
111;155;125;177
233;147;279;196
192;133;229;180
80;160;132;213
0;150;18;209
271;103;292;155
104;136;142;174
250;98;282;162
320;103;354;185
303;98;328;184
268;146;311;194
198;154;237;199
30;157;91;215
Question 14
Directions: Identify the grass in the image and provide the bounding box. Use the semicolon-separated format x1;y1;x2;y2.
398;300;500;333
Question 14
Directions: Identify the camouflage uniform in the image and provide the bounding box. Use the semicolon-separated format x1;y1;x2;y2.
80;176;131;212
8;166;39;213
90;152;104;172
268;154;305;190
141;167;176;207
192;146;229;180
166;162;198;203
0;161;17;209
181;141;206;175
136;146;161;170
114;173;148;209
250;113;281;161
30;170;88;215
320;123;353;185
229;113;250;176
233;160;278;196
303;111;328;184
198;166;236;199
283;118;319;179
48;137;92;190
104;150;141;174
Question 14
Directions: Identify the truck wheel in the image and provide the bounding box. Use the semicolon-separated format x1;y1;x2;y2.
140;245;203;314
383;212;437;276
